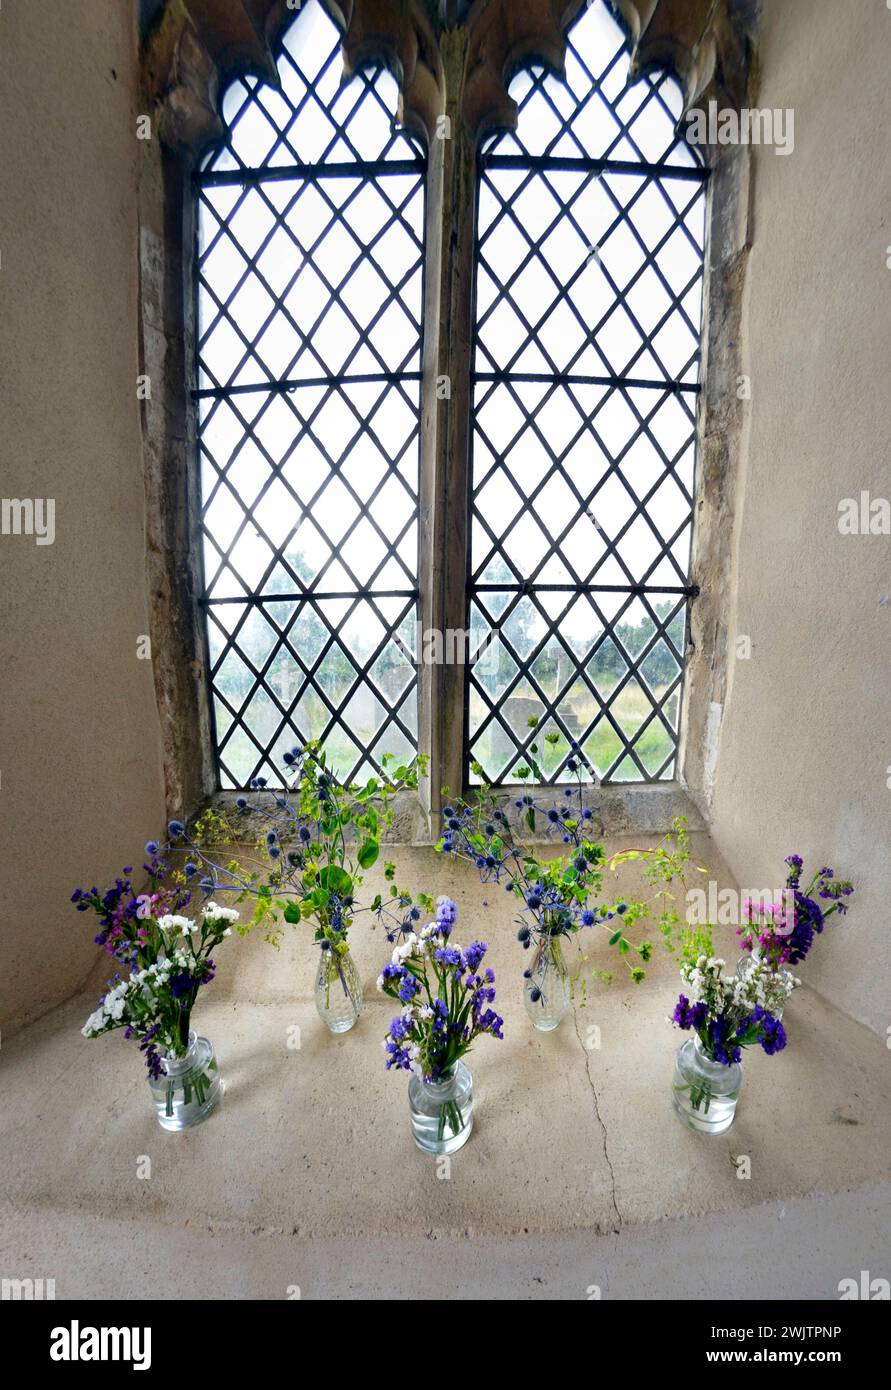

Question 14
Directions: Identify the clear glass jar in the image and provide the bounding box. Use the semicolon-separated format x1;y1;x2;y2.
672;1035;742;1135
523;934;571;1031
148;1031;222;1132
315;944;362;1033
408;1061;473;1155
735;949;754;981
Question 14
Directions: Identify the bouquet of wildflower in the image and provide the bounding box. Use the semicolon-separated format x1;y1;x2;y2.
378;896;503;1123
149;744;432;1031
736;854;854;968
73;849;237;1079
672;954;797;1070
154;743;432;955
437;737;651;992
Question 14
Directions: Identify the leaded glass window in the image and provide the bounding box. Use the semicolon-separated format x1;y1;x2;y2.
195;0;425;788
467;0;707;785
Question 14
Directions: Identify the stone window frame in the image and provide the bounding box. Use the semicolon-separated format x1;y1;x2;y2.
139;0;757;839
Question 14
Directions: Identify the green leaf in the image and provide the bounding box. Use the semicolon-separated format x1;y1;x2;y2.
319;865;352;897
283;901;302;924
608;929;623;946
357;838;379;869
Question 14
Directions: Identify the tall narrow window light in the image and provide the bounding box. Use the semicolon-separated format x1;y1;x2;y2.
468;0;706;784
195;0;425;788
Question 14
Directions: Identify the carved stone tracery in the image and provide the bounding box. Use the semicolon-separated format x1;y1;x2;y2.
142;0;753;157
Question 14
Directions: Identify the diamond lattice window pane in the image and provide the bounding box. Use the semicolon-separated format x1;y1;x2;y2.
468;0;705;784
196;0;423;787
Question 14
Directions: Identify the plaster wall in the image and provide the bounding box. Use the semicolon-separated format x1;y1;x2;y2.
0;0;166;1033
706;0;891;1033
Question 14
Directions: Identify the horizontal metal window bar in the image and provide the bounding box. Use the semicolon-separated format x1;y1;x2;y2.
196;158;426;188
470;583;700;597
200;590;420;605
472;370;700;394
481;153;708;182
192;371;423;400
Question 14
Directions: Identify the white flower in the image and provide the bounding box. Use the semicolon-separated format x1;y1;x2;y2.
82;1008;105;1036
391;933;419;965
157;914;193;934
376;973;386;992
203;902;239;925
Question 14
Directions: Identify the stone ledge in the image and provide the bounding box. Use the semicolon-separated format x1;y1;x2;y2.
5;848;888;1274
4;1185;889;1299
202;781;705;846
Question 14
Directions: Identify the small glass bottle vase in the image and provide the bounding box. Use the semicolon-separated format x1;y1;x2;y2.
408;1061;473;1155
524;934;571;1031
148;1031;222;1132
672;1035;742;1135
315;945;362;1033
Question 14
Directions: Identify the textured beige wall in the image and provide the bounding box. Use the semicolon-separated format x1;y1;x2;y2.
706;0;891;1033
0;1;166;1032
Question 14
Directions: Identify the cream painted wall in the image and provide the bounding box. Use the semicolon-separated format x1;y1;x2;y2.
706;0;891;1033
0;1;166;1032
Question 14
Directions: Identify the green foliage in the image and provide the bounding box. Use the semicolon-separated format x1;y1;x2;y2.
219;741;430;948
436;740;656;990
608;817;711;957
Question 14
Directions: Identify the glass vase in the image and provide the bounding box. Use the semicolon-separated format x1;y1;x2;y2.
408;1061;473;1155
148;1031;222;1132
524;934;571;1031
315;944;362;1033
672;1035;742;1135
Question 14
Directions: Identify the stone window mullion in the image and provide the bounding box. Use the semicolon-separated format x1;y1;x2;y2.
416;28;475;829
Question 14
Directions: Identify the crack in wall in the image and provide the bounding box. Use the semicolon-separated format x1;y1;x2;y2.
572;1006;622;1234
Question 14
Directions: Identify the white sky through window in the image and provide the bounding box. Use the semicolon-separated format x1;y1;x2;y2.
467;0;706;784
195;0;425;787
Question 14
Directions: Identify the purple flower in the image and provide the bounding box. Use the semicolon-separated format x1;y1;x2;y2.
389;1014;413;1043
753;1006;787;1056
397;974;420;1003
672;993;703;1029
170;971;194;999
435;896;458;927
787;892;824;963
462;941;487;974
